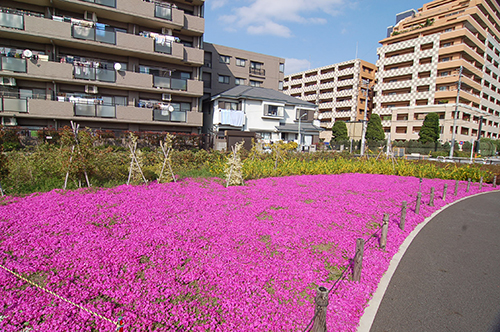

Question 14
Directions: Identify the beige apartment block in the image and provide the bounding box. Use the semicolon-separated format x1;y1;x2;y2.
0;0;205;133
374;0;500;142
283;59;376;141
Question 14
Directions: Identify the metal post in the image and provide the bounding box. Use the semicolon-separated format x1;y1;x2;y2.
494;175;497;188
443;183;448;201
297;112;307;152
360;83;369;156
474;116;483;154
449;65;463;158
467;178;471;192
454;180;459;195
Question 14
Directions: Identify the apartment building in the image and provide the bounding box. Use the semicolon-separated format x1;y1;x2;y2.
201;42;285;134
0;0;205;133
374;0;500;143
283;59;377;141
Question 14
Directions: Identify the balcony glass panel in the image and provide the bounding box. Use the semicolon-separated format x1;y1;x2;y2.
75;104;96;117
170;111;186;122
1;57;27;73
95;29;116;44
155;5;172;20
171;78;187;91
96;68;116;82
153;76;171;89
74;66;96;80
153;109;186;122
96;105;115;118
72;25;95;41
95;0;116;7
2;98;28;113
154;41;172;54
0;12;24;29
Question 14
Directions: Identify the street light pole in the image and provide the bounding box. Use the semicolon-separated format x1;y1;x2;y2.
360;83;370;156
297;112;307;152
449;65;463;158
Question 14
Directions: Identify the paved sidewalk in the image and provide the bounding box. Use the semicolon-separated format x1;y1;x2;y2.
365;191;500;332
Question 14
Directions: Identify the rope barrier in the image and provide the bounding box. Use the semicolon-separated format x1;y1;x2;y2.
0;263;122;330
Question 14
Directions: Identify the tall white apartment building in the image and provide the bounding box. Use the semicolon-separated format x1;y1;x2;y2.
374;0;500;142
283;59;376;141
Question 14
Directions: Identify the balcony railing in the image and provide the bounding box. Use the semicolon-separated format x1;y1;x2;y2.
154;40;172;54
1;97;28;113
72;25;116;45
250;68;266;76
154;4;172;21
153;109;186;122
74;103;116;118
79;0;117;8
0;10;24;29
1;57;27;73
73;66;116;83
153;76;187;91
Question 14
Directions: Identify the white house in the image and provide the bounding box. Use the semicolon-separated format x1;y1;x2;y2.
209;86;322;150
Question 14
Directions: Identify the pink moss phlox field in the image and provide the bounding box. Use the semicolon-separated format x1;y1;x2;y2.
0;174;495;331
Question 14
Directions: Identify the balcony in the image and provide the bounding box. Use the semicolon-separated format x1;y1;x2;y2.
250;68;266;76
0;10;24;29
72;24;116;45
79;0;117;7
1;97;28;113
154;3;172;20
153;76;187;91
1;57;26;73
2;15;199;65
74;66;116;83
153;109;187;122
74;103;116;118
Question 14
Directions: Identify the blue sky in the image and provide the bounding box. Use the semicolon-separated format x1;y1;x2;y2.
204;0;428;75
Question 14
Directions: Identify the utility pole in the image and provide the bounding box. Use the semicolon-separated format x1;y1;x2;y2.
449;65;463;158
474;115;483;153
360;82;369;156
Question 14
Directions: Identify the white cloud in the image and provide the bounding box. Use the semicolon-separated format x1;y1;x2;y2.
284;58;311;75
247;21;292;38
210;0;229;10
218;0;345;38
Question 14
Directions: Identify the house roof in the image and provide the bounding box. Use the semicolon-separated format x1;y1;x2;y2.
212;86;317;109
276;123;324;134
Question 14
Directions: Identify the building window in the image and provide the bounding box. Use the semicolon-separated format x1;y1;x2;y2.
235;78;245;85
438;86;448;91
440;71;450;77
264;104;283;117
236;58;246;67
440;57;450;62
250;80;262;87
279;63;285;73
219;55;231;64
444;28;453;32
278;81;283;90
442;42;451;47
250;61;263;69
218;75;230;84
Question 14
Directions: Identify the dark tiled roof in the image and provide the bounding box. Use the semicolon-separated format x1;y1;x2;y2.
276;123;324;133
212;86;317;108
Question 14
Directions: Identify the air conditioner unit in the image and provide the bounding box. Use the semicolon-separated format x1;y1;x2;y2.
85;85;98;94
84;11;97;22
0;77;16;86
3;117;17;126
162;93;172;101
162;28;173;35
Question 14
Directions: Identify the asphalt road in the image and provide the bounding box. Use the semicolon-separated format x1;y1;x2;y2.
369;191;500;332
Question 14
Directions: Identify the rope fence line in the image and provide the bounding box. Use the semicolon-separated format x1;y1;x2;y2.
302;177;494;331
0;263;124;331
